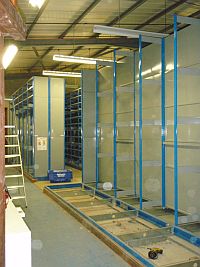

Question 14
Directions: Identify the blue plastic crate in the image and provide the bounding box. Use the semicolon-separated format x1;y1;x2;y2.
48;170;73;183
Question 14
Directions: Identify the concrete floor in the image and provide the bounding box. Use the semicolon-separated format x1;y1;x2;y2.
23;179;130;267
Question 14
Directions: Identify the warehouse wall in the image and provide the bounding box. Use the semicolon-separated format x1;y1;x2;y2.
96;24;200;215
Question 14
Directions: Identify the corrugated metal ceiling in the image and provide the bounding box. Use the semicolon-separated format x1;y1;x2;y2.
5;0;200;80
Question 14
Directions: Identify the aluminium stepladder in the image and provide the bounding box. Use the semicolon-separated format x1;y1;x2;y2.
5;99;27;207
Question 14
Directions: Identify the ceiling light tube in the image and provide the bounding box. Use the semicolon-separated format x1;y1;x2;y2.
53;55;115;65
53;55;96;65
93;25;168;39
29;0;45;8
42;70;81;78
2;44;18;69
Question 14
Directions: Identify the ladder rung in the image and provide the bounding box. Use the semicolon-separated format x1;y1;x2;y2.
5;154;20;158
5;174;23;178
5;145;18;148
12;196;26;200
4;125;15;129
5;164;21;168
7;185;24;190
5;135;18;138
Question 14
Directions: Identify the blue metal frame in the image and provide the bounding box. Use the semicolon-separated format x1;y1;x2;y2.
113;50;117;198
133;51;137;197
51;186;155;266
139;35;143;210
45;184;165;266
32;78;35;178
69;96;72;165
47;183;83;190
95;64;99;189
81;71;84;183
64;79;66;169
37;176;49;181
48;77;51;171
174;14;179;226
161;38;166;209
173;226;200;248
47;181;169;229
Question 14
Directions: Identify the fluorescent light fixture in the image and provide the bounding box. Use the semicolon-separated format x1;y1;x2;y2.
152;64;161;72
29;0;45;8
53;55;114;65
166;63;174;72
142;69;151;76
42;70;81;78
2;44;18;69
93;25;168;39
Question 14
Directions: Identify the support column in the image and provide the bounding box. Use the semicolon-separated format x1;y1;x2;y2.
0;34;5;267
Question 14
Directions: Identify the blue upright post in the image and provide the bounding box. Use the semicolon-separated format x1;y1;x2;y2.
133;52;137;196
81;72;84;182
113;50;117;198
69;96;72;166
48;77;51;171
139;35;143;210
161;38;166;209
26;83;29;171
174;14;179;226
32;78;35;178
64;80;66;169
95;65;99;189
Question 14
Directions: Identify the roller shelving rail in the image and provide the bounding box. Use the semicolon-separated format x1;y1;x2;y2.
65;88;82;169
11;78;34;177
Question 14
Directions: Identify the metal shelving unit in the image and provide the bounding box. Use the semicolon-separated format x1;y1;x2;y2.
11;76;65;180
11;78;34;177
95;59;115;192
65;88;82;169
172;15;200;226
138;34;166;211
114;50;136;198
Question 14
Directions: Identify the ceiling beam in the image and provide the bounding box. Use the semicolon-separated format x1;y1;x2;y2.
134;0;188;30
30;0;147;71
56;0;148;71
159;9;200;34
107;0;147;27
71;0;188;71
27;0;50;37
5;72;42;80
32;47;44;68
10;37;139;47
59;0;102;39
29;46;53;71
28;0;102;71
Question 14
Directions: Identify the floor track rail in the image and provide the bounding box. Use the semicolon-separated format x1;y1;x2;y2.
44;183;200;267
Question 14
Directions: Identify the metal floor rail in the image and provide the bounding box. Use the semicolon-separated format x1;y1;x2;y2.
44;183;200;267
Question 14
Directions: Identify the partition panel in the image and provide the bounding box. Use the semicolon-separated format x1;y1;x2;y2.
82;70;96;184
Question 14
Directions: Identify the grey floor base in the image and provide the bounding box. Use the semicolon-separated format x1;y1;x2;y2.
23;179;130;267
